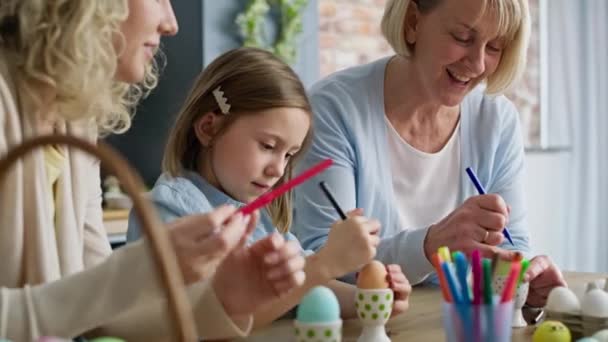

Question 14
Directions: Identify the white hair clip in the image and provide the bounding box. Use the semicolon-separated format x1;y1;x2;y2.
212;86;231;115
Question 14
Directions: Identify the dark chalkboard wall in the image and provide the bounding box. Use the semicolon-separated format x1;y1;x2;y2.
105;0;319;186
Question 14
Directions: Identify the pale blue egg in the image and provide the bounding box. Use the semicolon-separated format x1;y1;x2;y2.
577;338;599;342
594;330;608;342
296;286;340;323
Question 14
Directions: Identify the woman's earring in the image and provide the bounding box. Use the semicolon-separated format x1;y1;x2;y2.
406;30;416;44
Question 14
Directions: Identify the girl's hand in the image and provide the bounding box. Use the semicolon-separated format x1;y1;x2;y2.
317;211;380;279
387;264;411;317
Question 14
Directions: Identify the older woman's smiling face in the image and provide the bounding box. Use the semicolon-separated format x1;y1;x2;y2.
407;0;511;106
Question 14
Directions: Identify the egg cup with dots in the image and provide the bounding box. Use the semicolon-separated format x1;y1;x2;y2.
355;288;393;342
493;275;529;327
294;320;342;342
295;286;343;342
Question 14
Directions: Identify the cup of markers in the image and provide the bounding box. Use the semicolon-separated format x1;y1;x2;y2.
432;247;528;342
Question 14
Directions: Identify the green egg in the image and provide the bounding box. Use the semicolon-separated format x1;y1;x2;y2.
90;338;126;342
532;321;571;342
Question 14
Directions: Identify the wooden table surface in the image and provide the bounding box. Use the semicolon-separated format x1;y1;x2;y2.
237;272;607;342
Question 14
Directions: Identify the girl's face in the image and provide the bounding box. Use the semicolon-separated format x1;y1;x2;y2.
115;0;178;83
200;108;311;203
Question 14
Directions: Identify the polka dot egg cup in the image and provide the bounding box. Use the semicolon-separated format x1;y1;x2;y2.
293;320;342;342
355;288;393;342
494;275;530;328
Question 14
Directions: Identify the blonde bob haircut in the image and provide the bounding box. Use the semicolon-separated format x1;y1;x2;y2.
163;47;313;233
381;0;530;94
0;0;162;134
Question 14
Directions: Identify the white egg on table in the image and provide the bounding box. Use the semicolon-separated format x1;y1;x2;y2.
582;289;608;318
547;287;581;314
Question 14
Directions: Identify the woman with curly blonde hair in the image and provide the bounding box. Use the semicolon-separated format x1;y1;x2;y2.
0;1;305;340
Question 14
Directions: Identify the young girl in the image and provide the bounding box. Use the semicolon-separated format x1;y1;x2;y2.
0;1;305;340
127;47;412;326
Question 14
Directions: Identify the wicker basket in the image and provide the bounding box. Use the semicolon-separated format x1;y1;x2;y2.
0;135;197;341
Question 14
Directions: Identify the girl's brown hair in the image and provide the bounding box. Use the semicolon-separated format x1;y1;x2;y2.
163;47;313;233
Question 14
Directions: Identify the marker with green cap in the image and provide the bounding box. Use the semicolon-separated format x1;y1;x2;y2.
518;259;530;286
483;258;493;305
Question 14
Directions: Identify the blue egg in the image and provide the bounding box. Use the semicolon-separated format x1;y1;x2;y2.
296;286;340;323
577;339;598;342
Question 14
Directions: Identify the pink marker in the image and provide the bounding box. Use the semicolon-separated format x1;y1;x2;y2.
239;159;333;215
472;250;482;305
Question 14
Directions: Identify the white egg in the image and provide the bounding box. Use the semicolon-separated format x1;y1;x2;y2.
572;283;589;302
546;287;581;314
582;289;608;318
593;329;608;342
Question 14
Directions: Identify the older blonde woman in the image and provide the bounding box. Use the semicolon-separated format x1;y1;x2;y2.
0;1;305;341
294;0;564;307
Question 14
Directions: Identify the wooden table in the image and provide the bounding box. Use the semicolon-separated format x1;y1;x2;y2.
237;272;607;341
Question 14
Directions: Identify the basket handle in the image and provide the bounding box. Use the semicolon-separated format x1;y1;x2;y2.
0;134;197;341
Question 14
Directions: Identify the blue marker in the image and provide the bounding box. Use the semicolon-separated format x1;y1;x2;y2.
442;262;463;304
465;167;514;246
453;251;471;303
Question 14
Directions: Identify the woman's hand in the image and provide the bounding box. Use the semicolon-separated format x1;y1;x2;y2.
167;205;253;284
424;194;516;261
386;264;411;317
212;231;307;317
524;255;567;307
317;209;380;279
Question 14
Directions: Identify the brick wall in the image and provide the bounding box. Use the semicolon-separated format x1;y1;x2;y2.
318;0;392;77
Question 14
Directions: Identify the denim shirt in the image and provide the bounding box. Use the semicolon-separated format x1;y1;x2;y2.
126;171;304;251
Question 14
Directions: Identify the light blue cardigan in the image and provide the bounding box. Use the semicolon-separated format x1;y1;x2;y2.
292;56;531;285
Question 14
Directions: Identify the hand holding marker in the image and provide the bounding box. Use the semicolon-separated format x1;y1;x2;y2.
319;181;347;220
238;159;333;215
465;167;514;246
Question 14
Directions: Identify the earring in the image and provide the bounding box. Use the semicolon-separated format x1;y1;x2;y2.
406;30;416;44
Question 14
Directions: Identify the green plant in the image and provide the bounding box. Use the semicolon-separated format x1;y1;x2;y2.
236;0;309;64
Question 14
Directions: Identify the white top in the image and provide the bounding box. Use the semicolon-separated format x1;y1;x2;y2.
385;116;462;230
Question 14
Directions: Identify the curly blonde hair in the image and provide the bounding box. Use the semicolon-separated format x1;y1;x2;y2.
0;0;162;134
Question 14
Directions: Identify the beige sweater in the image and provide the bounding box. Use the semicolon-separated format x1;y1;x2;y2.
0;51;251;341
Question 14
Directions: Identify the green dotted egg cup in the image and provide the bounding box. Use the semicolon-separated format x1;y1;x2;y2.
493;275;529;327
355;288;394;326
293;320;342;342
